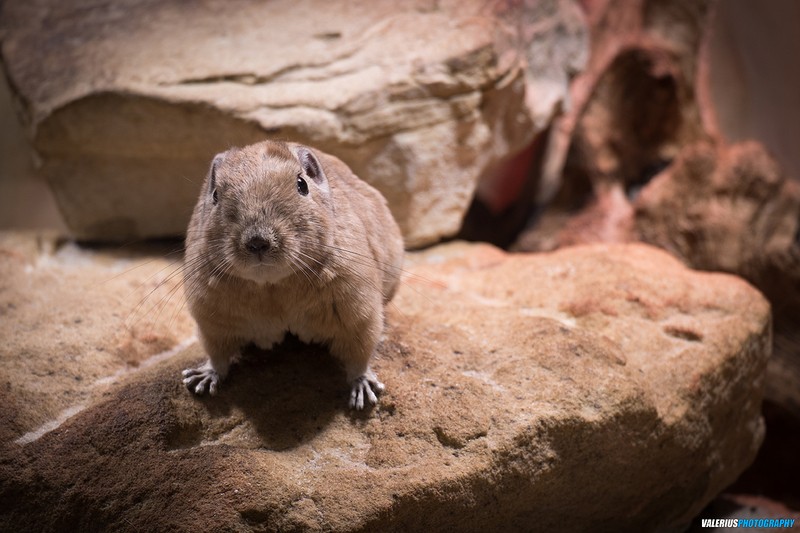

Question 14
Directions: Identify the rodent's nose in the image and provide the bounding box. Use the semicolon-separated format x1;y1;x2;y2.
245;236;271;255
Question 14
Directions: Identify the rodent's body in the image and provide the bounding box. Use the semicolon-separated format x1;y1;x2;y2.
182;141;403;409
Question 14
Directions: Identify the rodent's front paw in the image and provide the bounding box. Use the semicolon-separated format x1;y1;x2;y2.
182;366;220;395
349;374;385;410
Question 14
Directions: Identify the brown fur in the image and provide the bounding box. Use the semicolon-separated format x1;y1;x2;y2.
181;141;404;409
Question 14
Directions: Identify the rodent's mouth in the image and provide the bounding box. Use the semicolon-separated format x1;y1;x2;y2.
244;250;276;264
234;256;292;285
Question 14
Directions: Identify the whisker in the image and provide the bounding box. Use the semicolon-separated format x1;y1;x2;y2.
315;242;441;305
319;242;442;288
289;250;323;287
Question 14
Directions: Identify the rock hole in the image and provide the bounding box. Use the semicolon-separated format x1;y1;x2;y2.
663;325;703;342
313;31;342;40
239;508;273;527
457;136;549;248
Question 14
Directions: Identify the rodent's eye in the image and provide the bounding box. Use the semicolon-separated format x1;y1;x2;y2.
296;175;309;196
211;188;219;205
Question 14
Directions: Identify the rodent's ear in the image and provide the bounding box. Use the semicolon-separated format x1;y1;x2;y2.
297;147;326;186
208;153;225;205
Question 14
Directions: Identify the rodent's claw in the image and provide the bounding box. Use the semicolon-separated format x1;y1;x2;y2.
349;375;384;410
182;367;220;396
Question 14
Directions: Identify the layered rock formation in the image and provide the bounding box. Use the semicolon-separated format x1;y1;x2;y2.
0;0;587;247
0;234;771;531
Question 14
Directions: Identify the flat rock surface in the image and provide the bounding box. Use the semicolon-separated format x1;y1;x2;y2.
0;236;770;531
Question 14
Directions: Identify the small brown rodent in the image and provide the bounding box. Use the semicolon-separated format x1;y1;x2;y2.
181;140;404;409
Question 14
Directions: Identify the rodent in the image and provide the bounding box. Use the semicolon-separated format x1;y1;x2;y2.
181;140;404;409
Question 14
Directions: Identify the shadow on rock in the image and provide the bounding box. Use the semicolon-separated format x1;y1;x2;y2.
176;335;345;451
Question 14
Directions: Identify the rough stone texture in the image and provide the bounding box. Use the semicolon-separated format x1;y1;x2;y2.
0;235;770;531
517;137;800;419
466;0;715;249
0;0;587;247
534;0;710;207
634;142;800;281
0;74;66;232
697;1;800;424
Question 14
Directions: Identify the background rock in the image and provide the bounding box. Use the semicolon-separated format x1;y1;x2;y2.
0;75;65;232
512;0;712;251
508;0;800;433
0;237;771;531
0;0;587;247
698;0;800;428
700;0;800;189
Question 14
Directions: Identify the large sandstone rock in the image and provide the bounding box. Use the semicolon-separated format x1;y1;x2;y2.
0;234;770;531
0;0;587;247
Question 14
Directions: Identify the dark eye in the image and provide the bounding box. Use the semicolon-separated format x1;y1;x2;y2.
212;188;219;205
296;175;309;196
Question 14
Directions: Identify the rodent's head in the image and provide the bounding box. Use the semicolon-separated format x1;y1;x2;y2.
193;141;335;285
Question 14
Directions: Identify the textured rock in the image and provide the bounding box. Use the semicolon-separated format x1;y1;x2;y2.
697;1;800;422
0;236;770;531
534;0;710;207
634;141;800;279
0;0;587;247
0;77;66;231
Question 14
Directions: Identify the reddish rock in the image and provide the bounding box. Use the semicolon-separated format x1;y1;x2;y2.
633;140;800;418
539;0;710;206
634;141;800;276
